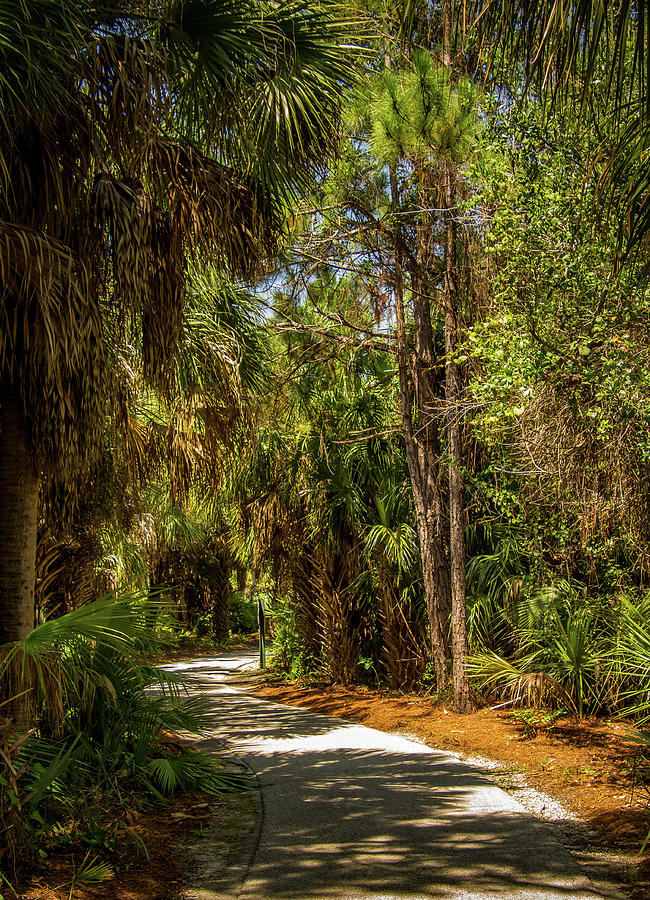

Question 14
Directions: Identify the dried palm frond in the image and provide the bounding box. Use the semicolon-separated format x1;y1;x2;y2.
144;213;185;384
1;106;91;234
146;139;279;274
467;651;573;710
87;34;169;153
35;532;98;617
0;221;88;318
91;172;153;309
0;222;105;472
121;413;152;483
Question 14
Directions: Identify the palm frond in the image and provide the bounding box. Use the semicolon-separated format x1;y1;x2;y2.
143;752;254;796
0;0;88;137
467;650;572;708
146;139;278;274
163;0;364;200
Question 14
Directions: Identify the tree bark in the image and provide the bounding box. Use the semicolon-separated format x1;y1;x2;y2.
438;0;471;713
211;551;231;643
291;543;323;667
0;384;39;729
389;166;451;688
236;565;247;594
442;164;471;713
319;538;362;685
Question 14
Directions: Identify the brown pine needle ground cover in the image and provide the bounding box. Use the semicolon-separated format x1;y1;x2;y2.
252;677;650;897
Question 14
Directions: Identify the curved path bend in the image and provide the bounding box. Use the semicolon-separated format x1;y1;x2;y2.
163;652;621;900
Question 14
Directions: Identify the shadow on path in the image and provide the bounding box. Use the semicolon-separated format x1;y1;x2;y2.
169;656;613;900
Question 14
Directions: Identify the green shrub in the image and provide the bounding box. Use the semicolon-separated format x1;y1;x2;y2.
0;594;252;879
229;591;258;634
267;595;321;679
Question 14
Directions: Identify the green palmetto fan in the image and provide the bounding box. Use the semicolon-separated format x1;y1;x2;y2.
163;0;367;197
0;595;161;727
610;595;650;721
467;585;606;716
0;592;254;874
466;649;572;708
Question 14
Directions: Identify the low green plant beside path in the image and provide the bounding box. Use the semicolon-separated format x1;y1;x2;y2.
0;594;251;894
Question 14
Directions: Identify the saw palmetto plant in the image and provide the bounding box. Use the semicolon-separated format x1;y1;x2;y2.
0;592;252;872
466;579;612;717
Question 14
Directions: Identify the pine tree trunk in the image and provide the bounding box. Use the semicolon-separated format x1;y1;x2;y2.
438;0;472;713
0;384;39;729
389;166;451;688
443;164;471;713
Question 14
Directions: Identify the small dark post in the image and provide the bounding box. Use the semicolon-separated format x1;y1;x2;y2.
258;592;266;669
251;567;265;669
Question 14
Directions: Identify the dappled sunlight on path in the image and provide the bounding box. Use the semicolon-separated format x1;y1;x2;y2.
163;654;619;900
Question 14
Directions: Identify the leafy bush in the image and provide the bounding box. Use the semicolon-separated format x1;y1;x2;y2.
229;591;258;635
267;595;321;679
0;594;252;879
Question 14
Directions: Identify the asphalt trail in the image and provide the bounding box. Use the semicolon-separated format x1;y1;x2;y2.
164;652;619;900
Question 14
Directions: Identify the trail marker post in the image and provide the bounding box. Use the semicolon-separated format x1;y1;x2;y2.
251;567;265;669
258;592;266;669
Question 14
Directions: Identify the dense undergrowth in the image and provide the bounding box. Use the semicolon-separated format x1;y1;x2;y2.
267;578;650;724
0;595;253;894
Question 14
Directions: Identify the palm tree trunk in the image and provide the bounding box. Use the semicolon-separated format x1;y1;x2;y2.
236;566;247;594
292;544;323;666
0;384;38;729
318;532;362;685
211;551;231;643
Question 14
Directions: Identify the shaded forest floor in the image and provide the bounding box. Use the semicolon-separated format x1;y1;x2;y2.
253;676;650;897
19;791;206;900
18;780;256;900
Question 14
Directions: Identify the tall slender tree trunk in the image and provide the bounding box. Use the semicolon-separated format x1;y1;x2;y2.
440;0;472;713
389;166;451;688
0;384;38;729
442;164;471;713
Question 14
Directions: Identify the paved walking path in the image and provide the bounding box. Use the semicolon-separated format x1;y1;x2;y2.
164;652;620;900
